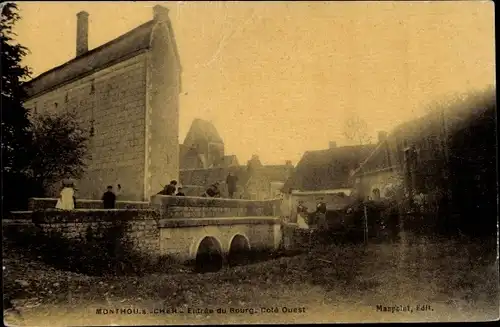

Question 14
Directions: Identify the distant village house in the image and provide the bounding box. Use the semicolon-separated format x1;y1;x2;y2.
179;119;294;200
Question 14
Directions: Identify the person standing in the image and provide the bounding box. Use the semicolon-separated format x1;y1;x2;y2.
226;172;238;199
55;181;75;211
102;185;117;209
116;184;122;199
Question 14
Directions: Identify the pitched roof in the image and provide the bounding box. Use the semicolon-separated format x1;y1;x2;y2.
179;144;208;169
283;145;376;192
24;15;182;99
183;118;224;145
352;88;496;178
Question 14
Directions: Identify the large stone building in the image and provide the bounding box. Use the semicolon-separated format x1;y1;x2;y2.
23;6;181;201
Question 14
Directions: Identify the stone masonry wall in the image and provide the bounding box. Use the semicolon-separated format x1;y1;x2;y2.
151;195;281;218
24;54;148;200
145;23;181;197
7;197;284;264
29;209;161;256
159;221;280;261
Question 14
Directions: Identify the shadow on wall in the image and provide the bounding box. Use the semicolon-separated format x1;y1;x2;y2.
3;222;175;277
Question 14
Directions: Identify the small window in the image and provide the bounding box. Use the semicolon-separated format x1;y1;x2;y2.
54;102;58;109
89;119;95;137
90;80;95;94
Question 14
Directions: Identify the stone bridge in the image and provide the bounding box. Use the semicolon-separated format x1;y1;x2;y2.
152;195;282;264
6;196;284;268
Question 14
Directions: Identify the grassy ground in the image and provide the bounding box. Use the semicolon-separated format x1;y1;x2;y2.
3;232;499;325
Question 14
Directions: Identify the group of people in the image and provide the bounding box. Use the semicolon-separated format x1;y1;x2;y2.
157;172;239;199
200;172;238;198
55;171;241;210
55;182;123;210
157;180;185;196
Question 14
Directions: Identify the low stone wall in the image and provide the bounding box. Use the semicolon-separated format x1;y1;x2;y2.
151;195;281;218
6;197;285;269
27;198;150;211
6;209;161;256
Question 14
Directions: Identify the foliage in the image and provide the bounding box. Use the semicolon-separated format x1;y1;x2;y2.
1;3;34;210
27;112;91;194
342;114;372;145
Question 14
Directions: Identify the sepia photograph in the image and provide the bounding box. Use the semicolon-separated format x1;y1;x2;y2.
2;1;498;325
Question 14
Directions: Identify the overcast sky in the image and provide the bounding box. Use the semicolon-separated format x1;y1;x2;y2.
15;1;495;165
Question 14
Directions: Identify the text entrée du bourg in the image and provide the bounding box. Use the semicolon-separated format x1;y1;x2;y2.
96;306;307;315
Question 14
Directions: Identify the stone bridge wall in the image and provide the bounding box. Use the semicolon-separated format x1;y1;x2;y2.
151;195;281;218
10;209;162;255
27;198;150;211
6;196;283;263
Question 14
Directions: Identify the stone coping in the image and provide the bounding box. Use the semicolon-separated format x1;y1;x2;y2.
27;198;150;210
158;216;281;228
2;218;34;226
151;195;281;208
29;197;148;204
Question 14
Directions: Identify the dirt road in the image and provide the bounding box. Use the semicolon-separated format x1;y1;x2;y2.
4;232;498;325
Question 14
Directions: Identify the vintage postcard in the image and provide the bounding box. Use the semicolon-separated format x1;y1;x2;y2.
2;1;498;325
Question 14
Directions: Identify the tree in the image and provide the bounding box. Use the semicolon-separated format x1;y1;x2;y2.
1;3;34;211
27;112;90;195
1;3;33;172
342;114;372;145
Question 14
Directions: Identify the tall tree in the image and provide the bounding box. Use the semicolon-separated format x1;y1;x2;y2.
342;114;372;145
1;3;34;211
1;3;32;172
28;112;90;194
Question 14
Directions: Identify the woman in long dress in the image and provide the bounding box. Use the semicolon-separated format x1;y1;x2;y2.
55;182;75;210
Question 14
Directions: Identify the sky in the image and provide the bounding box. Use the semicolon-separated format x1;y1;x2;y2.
14;1;495;165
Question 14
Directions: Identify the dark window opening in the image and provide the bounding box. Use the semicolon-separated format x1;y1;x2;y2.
89;119;95;137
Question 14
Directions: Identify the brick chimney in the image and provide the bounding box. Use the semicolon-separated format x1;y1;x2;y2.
76;11;89;57
378;131;388;143
329;141;337;149
153;5;169;21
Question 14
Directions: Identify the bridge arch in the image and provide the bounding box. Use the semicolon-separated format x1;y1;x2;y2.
227;233;251;267
194;236;223;273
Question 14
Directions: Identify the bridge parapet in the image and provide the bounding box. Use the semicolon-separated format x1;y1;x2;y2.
151;195;281;219
27;197;150;211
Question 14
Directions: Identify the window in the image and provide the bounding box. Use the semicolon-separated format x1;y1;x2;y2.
90;80;95;94
89;119;95;137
